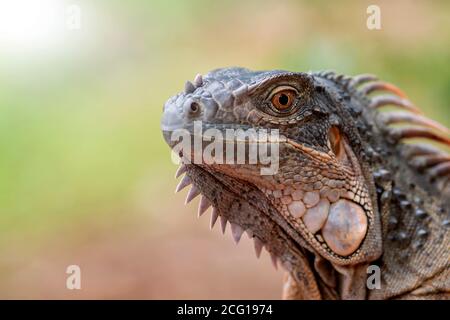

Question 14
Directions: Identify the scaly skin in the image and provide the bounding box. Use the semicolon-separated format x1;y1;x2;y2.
161;68;450;299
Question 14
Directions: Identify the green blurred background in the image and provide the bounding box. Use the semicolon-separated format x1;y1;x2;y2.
0;0;448;298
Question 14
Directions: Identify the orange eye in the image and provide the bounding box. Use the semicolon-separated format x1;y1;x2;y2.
271;89;296;111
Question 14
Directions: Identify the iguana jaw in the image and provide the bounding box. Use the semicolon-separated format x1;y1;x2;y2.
162;123;329;276
177;160;317;275
166;141;371;300
162;126;312;256
162;118;375;265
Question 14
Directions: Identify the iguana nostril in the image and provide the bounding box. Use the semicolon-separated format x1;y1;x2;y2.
182;98;202;117
190;102;200;113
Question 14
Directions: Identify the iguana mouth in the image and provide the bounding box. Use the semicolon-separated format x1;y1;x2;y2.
173;162;294;269
176;160;368;259
163;120;371;262
162;124;306;269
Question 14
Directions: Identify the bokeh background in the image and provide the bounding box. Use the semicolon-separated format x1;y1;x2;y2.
0;0;449;299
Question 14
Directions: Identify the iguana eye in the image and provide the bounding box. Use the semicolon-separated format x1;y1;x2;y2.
270;87;297;112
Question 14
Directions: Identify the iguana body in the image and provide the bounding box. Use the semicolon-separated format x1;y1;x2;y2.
161;68;450;299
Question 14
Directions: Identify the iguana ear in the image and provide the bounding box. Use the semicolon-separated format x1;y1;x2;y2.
328;126;345;162
328;126;357;170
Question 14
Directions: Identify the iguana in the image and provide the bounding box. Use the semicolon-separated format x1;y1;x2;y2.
160;68;450;299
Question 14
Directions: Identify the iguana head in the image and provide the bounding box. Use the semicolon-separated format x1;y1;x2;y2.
161;67;450;299
161;67;382;285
